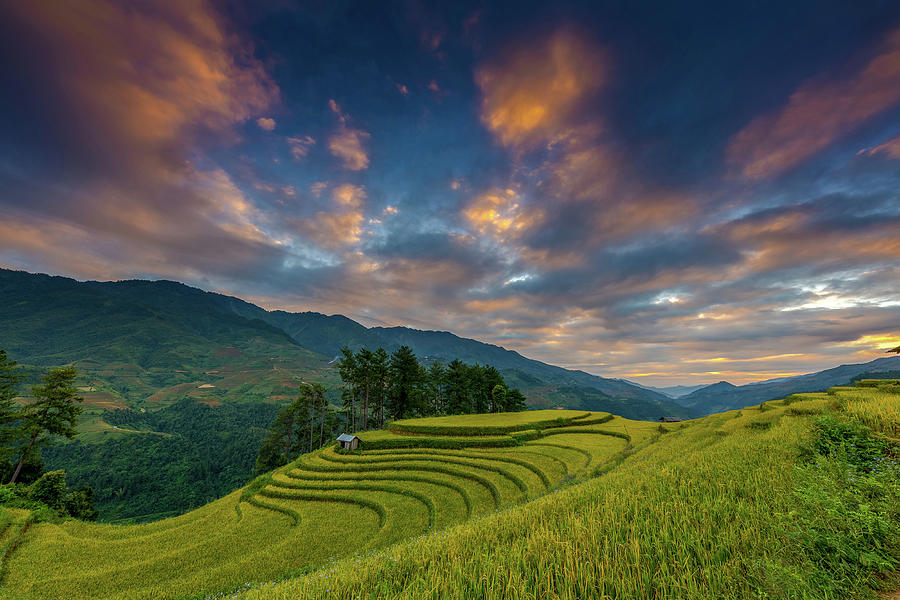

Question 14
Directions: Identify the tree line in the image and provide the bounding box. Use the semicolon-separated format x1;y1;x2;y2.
337;345;527;428
255;345;527;473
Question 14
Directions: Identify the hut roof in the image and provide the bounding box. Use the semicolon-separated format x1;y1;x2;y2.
336;433;359;442
659;417;683;422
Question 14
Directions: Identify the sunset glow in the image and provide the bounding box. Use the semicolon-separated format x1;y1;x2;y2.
1;1;899;385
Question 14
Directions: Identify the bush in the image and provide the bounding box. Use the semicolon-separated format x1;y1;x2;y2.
786;415;900;595
65;486;98;521
28;470;68;510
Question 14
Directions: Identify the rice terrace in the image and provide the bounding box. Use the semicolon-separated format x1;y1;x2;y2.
2;382;899;599
2;0;900;599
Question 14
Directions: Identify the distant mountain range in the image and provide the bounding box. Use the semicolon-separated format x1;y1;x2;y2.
630;383;713;398
4;268;897;422
0;268;690;420
674;356;900;413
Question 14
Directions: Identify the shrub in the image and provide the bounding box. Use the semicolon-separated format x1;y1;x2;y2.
785;415;900;596
28;470;68;511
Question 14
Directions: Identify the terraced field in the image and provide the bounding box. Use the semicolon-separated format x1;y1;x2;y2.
1;410;652;600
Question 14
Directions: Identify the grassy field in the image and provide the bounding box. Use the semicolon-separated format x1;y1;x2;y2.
0;409;633;600
2;383;898;600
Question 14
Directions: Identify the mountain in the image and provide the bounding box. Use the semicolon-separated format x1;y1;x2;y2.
678;356;900;413
0;269;332;407
630;383;714;398
0;268;687;418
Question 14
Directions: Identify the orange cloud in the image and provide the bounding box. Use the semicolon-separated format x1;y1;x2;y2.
475;30;606;150
2;0;282;269
309;182;328;198
10;0;278;166
328;127;371;170
294;184;366;249
396;83;409;95
860;134;900;159
256;117;276;131
472;29;695;249
326;100;370;170
287;135;316;159
727;27;900;179
464;188;543;239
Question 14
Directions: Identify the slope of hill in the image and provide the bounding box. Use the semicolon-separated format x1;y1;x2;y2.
678;355;900;413
2;410;654;599
211;285;691;417
635;383;715;398
0;268;689;419
0;269;333;407
3;382;897;600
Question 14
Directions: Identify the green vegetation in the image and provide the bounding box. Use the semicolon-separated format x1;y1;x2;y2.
2;363;897;600
8;367;83;484
1;269;691;519
389;409;591;435
1;409;636;599
254;383;337;475
44;399;280;521
336;346;528;433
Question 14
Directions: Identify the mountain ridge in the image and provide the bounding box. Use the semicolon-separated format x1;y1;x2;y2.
678;355;900;413
0;268;688;419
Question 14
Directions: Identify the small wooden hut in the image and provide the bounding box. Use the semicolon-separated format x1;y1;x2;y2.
658;416;683;423
336;433;360;450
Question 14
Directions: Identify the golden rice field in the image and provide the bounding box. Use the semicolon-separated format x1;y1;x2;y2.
0;410;648;600
2;385;897;600
230;384;900;600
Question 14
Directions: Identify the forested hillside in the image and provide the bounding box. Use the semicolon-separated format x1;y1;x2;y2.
0;268;689;520
0;268;688;417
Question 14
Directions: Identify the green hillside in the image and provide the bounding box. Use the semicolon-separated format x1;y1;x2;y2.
0;268;690;419
1;383;897;600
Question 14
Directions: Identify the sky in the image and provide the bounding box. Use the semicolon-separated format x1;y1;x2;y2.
1;0;899;386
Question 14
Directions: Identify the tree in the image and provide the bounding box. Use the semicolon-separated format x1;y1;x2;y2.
9;367;82;484
372;348;389;428
355;348;374;431
298;383;326;452
505;388;528;412
491;384;508;413
337;347;357;430
256;383;332;474
444;359;471;414
29;469;68;509
388;346;423;419
426;362;446;415
0;350;25;457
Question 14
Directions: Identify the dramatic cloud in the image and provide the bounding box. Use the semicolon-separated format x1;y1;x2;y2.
475;31;606;151
727;26;900;179
463;188;542;240
0;0;283;284
472;29;697;257
2;3;899;386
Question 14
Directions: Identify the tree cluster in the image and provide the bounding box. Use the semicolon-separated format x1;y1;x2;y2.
254;383;339;474
51;398;279;521
0;349;95;520
337;345;527;430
